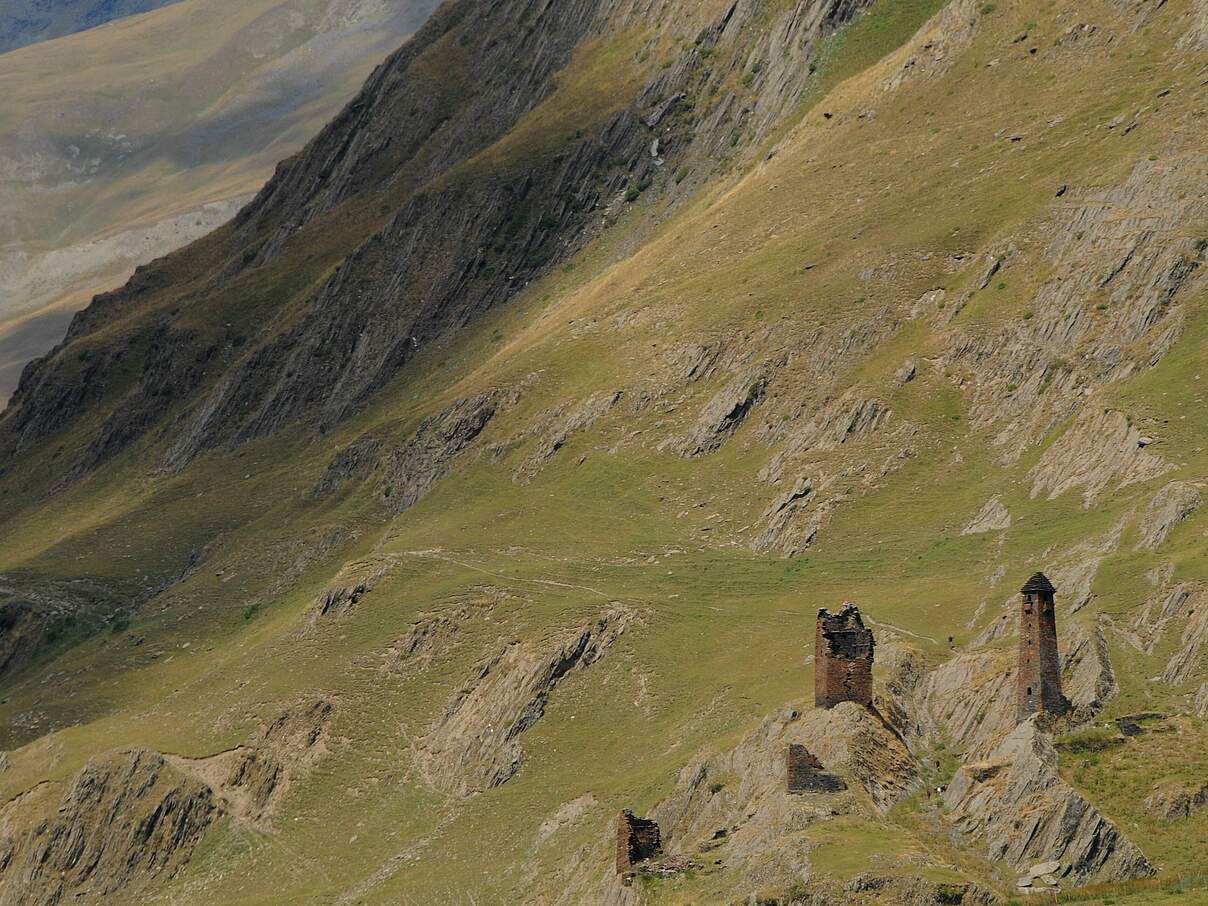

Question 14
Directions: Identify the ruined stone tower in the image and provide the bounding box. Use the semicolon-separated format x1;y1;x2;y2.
616;810;661;876
1017;571;1068;720
787;744;846;793
814;603;874;709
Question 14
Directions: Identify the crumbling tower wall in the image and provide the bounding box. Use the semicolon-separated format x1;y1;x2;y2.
616;809;661;875
814;603;875;709
1017;571;1067;720
787;743;847;793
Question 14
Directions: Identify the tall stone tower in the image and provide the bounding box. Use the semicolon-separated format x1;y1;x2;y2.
1017;571;1067;720
814;603;875;709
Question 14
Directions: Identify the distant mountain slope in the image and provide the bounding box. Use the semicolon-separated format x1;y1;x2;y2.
0;0;181;55
0;0;439;401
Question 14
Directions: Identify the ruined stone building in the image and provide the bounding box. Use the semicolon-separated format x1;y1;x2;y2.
815;603;875;709
1018;571;1068;720
616;809;661;876
786;744;846;793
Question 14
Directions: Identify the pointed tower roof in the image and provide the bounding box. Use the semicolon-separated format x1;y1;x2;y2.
1020;571;1055;595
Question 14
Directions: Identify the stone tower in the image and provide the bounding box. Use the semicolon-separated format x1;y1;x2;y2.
1017;571;1067;720
814;603;875;709
615;810;661;876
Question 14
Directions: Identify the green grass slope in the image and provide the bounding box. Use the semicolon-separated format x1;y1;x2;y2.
2;0;1208;903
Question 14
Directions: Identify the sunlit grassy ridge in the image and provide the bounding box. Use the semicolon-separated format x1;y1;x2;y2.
2;0;1208;903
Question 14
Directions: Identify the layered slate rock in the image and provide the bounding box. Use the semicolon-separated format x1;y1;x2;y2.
0;749;218;906
945;721;1153;885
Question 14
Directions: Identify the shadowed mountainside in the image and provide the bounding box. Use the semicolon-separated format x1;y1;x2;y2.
0;0;439;401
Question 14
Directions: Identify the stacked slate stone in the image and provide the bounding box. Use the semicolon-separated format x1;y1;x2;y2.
814;603;875;709
616;810;661;876
787;744;846;793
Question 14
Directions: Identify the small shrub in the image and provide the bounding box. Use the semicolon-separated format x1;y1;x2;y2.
1023;310;1034;320
709;781;725;794
674;166;690;184
242;603;260;621
625;187;641;203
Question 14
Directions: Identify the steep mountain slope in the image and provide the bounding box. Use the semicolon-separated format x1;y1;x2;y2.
0;0;180;54
2;0;1208;904
0;0;439;401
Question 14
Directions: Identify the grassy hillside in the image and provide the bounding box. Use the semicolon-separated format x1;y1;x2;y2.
1;0;1208;904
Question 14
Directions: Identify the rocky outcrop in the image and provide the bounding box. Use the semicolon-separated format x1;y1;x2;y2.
944;721;1153;886
0;749;219;906
962;497;1011;535
309;568;384;624
1163;602;1208;686
313;390;511;507
761;393;891;482
909;650;1017;760
416;609;630;795
1029;408;1172;506
1063;622;1118;716
514;390;622;479
1144;780;1208;821
949;157;1208;468
1136;480;1202;549
0;700;333;904
381;593;504;674
216;701;333;822
666;369;767;457
169;699;334;825
883;0;981;91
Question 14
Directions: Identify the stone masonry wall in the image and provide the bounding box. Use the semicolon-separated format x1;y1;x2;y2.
616;810;661;874
787;743;847;793
1018;573;1067;720
815;603;875;709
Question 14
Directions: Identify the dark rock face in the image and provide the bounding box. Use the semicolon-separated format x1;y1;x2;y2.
815;603;875;709
0;749;218;906
1;0;873;486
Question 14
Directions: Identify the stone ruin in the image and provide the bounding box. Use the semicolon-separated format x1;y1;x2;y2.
1018;571;1069;721
814;602;875;709
786;743;846;793
616;809;661;877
